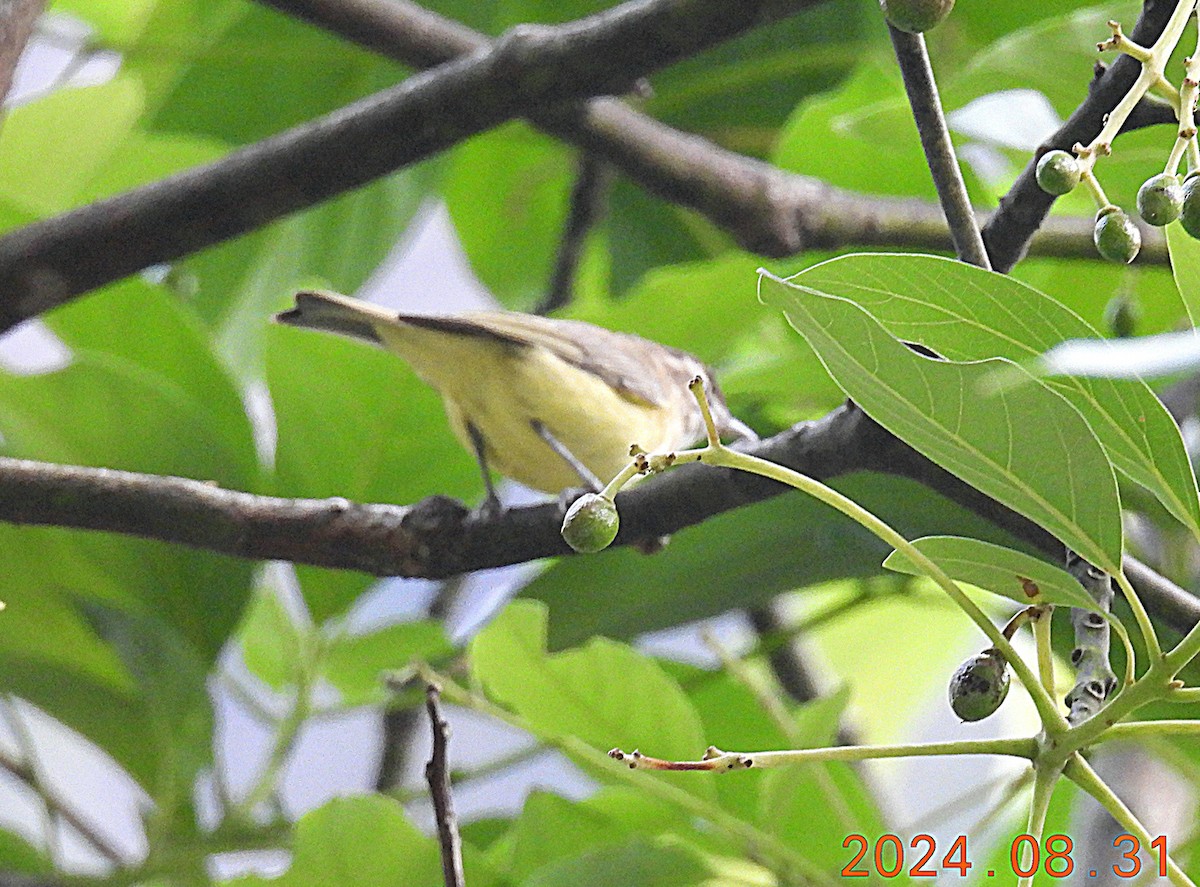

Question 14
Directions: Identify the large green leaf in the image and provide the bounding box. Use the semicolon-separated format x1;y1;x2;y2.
470;601;711;798
0;827;51;875
788;253;1199;538
443;124;574;308
503;789;690;883
1167;222;1200;327
524;836;772;887
279;795;443;887
527;470;1046;651
321;620;454;706
0;351;255;655
230;795;501;887
0;78;145;219
759;268;1123;573
44;278;259;488
884;536;1113;612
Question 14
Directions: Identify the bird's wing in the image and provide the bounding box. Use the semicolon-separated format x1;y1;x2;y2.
401;311;673;409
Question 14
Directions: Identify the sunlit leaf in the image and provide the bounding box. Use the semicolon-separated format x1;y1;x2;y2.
786;253;1199;538
759;267;1123;573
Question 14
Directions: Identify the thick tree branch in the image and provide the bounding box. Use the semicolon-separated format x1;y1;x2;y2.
0;0;45;107
1;402;1196;635
982;0;1175;272
0;0;1171;334
255;0;1167;266
0;0;819;332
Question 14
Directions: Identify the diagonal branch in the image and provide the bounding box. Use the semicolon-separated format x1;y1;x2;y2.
1;402;1196;635
255;0;1169;267
982;0;1175;272
0;0;821;332
0;0;1172;335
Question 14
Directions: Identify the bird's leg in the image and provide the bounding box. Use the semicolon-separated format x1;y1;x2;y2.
530;419;603;492
466;421;503;519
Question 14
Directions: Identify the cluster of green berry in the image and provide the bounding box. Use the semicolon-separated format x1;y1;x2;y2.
1032;8;1200;264
1036;150;1200;264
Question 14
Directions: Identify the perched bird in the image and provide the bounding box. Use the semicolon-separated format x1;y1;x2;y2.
275;290;755;508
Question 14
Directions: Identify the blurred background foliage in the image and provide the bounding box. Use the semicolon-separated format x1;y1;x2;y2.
0;0;1196;884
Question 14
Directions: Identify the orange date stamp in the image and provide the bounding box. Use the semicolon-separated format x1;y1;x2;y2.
841;833;1169;878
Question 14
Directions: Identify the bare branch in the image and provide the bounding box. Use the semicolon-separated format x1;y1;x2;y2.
0;0;819;332
255;0;1166;267
538;152;612;314
1;400;1196;635
888;24;990;270
424;684;464;887
0;0;45;107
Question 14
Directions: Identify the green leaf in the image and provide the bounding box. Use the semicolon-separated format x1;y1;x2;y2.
605;179;724;296
443;123;574;308
0;351;256;657
774;63;941;200
283;796;442;887
505;789;688;883
524;836;772;887
186;167;433;381
238;587;308;693
44;278;259;489
759;267;1123;573
321;621;454;706
787;253;1199;539
883;536;1111;611
1167;221;1200;327
145;4;400;143
0;827;52;875
81;605;214;811
469;601;711;796
266;324;479;620
0;78;145;218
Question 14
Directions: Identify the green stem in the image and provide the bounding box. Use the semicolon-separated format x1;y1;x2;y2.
1114;569;1162;662
230;648;318;821
1033;608;1056;697
698;442;1067;731
1101;719;1200;739
711;736;1036;767
1016;761;1062;887
1164;606;1200;674
1065;753;1196;887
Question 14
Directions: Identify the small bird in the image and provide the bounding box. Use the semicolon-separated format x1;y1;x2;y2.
275;290;756;509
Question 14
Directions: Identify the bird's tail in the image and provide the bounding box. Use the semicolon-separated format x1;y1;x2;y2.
274;290;397;345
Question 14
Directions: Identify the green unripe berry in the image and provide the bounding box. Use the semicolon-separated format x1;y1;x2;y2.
561;493;619;553
1093;206;1141;264
1136;173;1183;226
1103;293;1140;338
880;0;954;33
948;648;1011;722
1035;150;1081;196
1179;173;1200;239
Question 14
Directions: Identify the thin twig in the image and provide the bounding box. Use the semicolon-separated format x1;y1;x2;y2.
0;0;822;332
0;399;1196;637
538;152;612;314
887;25;991;270
0;745;123;865
424;684;464;887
